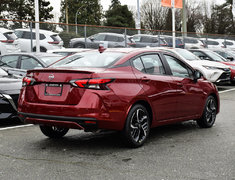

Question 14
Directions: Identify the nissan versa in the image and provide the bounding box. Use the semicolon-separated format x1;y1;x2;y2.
17;48;220;147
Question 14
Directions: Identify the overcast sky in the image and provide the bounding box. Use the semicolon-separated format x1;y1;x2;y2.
49;0;226;22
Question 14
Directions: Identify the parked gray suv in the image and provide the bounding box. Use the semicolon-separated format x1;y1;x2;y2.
69;32;133;48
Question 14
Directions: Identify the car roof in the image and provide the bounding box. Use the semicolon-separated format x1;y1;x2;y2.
0;28;14;33
14;28;58;35
97;32;125;37
0;52;64;58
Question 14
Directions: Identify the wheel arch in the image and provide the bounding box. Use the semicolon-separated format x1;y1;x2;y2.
209;92;220;114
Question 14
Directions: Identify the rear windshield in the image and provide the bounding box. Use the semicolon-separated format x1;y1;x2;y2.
206;51;227;62
40;56;64;66
51;52;125;68
4;32;17;40
51;34;62;41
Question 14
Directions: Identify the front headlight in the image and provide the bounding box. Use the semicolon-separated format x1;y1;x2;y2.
203;65;219;70
229;65;235;70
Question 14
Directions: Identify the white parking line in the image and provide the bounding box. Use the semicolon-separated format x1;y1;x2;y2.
219;88;235;94
0;124;33;131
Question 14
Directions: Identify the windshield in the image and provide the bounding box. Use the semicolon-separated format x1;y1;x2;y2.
51;52;124;68
175;49;200;61
206;51;227;62
40;56;64;66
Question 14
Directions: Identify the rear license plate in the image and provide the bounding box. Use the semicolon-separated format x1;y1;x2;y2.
45;84;63;96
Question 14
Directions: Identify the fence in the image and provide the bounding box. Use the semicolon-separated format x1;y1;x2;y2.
1;18;235;49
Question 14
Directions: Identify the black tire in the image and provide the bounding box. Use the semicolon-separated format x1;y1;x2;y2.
197;96;217;128
122;104;151;148
33;47;47;52
39;125;69;138
74;43;85;48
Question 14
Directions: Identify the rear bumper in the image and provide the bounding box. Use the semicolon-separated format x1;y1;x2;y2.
18;112;98;131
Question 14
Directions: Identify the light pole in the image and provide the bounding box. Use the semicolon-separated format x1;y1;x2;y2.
34;0;40;52
75;9;79;34
182;0;187;37
137;0;141;34
75;4;87;35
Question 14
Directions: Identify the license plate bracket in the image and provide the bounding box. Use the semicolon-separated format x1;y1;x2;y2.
45;83;63;96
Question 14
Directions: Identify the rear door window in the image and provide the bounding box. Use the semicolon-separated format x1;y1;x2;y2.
105;35;119;42
132;54;165;75
141;54;165;75
21;32;45;40
20;56;43;70
0;55;19;68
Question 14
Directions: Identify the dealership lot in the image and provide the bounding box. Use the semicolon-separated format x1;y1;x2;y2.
0;85;234;180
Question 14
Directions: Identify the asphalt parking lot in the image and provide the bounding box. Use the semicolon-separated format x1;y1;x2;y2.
0;85;235;180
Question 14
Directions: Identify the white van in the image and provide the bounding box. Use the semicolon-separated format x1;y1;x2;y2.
0;28;21;55
14;29;64;52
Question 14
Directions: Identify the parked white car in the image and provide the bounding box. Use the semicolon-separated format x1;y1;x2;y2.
183;37;205;49
158;48;231;84
47;48;91;56
200;38;224;49
0;28;21;55
14;29;63;52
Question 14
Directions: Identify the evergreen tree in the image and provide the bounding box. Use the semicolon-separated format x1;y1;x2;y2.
60;0;102;25
104;0;135;28
0;0;54;21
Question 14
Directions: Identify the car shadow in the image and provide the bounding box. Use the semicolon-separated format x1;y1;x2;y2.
31;120;200;152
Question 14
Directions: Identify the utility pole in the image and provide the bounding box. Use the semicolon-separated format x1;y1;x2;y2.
65;0;69;33
172;0;175;48
137;0;141;34
182;0;187;37
35;0;40;52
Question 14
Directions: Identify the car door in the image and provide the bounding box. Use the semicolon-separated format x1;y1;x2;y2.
163;54;204;118
131;53;178;122
105;35;121;47
90;34;106;49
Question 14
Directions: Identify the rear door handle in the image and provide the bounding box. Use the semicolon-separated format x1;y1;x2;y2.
141;76;151;82
176;83;183;87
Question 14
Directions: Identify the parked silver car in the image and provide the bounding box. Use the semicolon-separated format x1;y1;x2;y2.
69;32;133;48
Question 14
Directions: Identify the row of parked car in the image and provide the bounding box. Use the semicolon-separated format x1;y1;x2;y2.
1;28;235;147
2;27;235;55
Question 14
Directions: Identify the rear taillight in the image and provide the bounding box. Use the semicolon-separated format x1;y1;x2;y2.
127;43;136;46
1;40;14;43
70;78;114;90
22;77;35;87
48;41;59;44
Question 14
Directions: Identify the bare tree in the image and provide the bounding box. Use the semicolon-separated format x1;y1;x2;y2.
141;0;168;33
140;0;181;34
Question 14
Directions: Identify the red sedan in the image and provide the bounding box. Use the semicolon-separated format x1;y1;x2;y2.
18;48;220;147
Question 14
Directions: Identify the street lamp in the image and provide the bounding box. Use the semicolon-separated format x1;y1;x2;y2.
137;0;141;34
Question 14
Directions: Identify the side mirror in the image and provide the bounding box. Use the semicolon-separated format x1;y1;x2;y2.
90;36;94;41
227;56;234;61
193;70;202;82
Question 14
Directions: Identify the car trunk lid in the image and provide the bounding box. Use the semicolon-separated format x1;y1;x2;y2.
25;68;103;105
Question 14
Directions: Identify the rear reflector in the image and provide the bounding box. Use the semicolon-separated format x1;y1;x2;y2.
48;41;59;44
84;121;97;124
1;40;14;43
